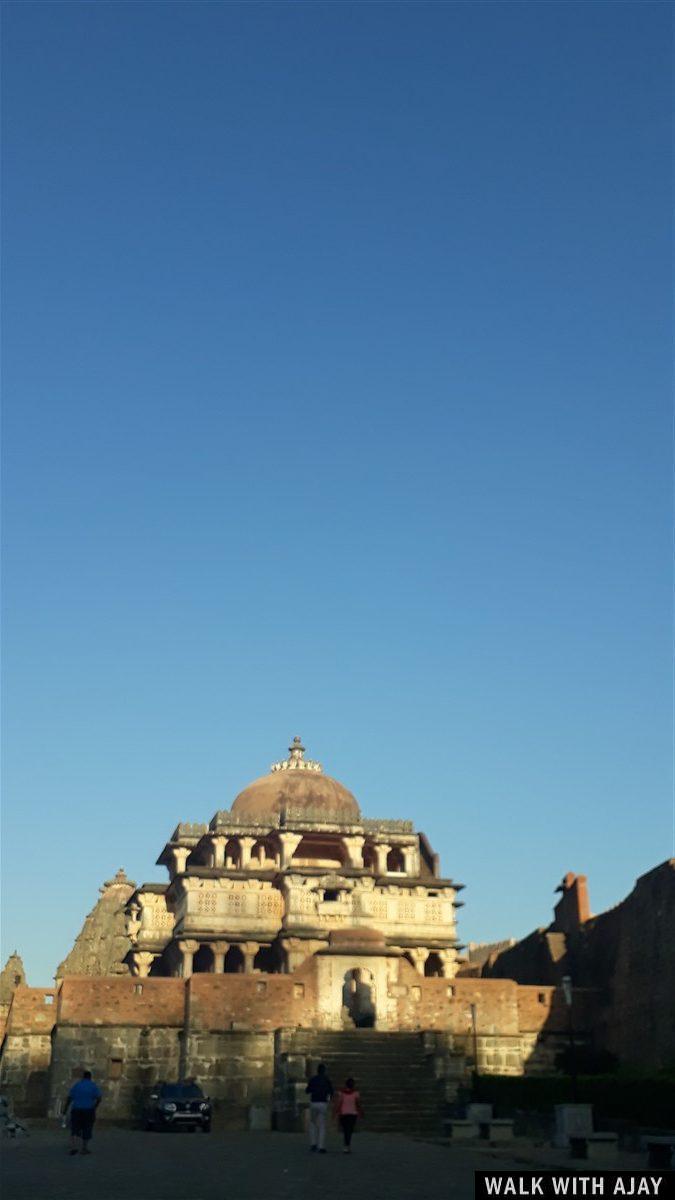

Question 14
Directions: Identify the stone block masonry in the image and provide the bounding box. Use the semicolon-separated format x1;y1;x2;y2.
0;987;57;1114
0;963;596;1122
484;860;675;1071
49;1025;183;1121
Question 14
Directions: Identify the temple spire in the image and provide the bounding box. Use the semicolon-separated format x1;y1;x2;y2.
271;736;322;774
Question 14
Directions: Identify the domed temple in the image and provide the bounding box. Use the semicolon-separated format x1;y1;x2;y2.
125;737;461;989
0;737;605;1130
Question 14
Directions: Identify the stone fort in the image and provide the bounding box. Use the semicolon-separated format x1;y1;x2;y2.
1;738;672;1130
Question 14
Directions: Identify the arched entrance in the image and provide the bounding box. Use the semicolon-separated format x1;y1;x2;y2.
342;968;376;1028
193;945;214;974
224;945;245;974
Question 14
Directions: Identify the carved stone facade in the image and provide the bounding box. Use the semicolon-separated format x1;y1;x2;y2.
56;869;136;980
125;738;463;985
0;739;605;1124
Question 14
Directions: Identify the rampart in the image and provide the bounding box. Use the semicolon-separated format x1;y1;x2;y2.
484;859;675;1071
0;962;595;1123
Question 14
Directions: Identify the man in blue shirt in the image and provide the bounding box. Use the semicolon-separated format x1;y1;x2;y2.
63;1070;102;1155
305;1063;334;1153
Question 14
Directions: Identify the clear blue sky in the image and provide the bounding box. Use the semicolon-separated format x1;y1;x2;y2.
2;2;671;985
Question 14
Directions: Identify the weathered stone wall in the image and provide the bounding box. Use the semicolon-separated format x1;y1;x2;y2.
48;1025;183;1120
1;961;597;1117
485;860;675;1071
183;1031;275;1128
0;987;57;1114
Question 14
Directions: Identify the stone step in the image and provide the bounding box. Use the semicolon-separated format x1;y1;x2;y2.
279;1030;442;1133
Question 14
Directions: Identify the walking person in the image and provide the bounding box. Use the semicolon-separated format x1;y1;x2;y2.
63;1069;102;1155
305;1062;333;1153
334;1077;363;1154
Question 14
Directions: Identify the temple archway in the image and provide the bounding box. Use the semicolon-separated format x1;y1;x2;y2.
342;968;376;1028
251;838;279;869
254;944;282;973
386;847;405;873
224;839;241;869
224;945;245;974
424;952;444;977
193;945;214;974
362;842;377;871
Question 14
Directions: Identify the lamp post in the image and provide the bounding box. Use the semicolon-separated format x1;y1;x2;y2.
561;975;578;1103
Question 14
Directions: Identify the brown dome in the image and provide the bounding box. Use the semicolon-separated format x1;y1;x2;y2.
231;738;360;823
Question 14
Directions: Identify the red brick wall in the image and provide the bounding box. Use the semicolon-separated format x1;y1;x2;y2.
58;977;185;1027
187;961;320;1031
5;986;58;1035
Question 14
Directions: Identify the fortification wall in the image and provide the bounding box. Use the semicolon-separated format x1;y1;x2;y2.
1;961;597;1118
577;860;675;1070
182;1031;275;1129
49;1025;183;1120
186;961;320;1032
484;860;675;1071
57;977;185;1027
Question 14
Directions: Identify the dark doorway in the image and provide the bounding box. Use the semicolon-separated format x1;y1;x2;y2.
224;945;245;974
254;944;282;973
424;952;443;977
342;968;376;1028
193;945;214;974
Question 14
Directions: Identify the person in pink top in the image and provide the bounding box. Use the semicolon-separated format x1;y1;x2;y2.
333;1078;364;1153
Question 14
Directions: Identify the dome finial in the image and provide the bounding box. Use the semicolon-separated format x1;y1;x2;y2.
271;737;322;774
289;736;305;763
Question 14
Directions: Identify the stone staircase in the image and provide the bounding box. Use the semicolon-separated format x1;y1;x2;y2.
275;1030;444;1135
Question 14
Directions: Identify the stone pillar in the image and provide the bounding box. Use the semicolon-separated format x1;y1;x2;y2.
280;937;324;973
438;948;457;979
241;941;260;973
375;844;391;875
170;846;189;877
211;941;229;974
280;937;305;973
278;831;303;869
342;835;365;869
239;837;255;868
178;939;200;979
407;948;427;975
401;846;415;875
211;837;227;869
130;951;156;978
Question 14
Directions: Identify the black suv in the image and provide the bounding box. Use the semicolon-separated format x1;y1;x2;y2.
144;1082;211;1132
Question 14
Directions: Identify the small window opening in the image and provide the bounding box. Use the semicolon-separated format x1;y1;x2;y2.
538;992;547;1004
134;983;143;995
44;994;54;1005
323;889;340;901
109;1057;123;1079
428;891;439;897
